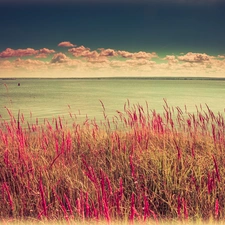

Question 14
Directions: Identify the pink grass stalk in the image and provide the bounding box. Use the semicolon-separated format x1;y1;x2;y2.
207;171;215;194
55;118;59;130
58;116;63;130
143;195;150;221
191;144;195;158
191;175;199;193
174;140;182;160
66;131;72;153
76;197;81;217
105;175;113;196
54;135;59;154
99;99;106;111
79;192;85;221
212;155;221;182
182;197;188;220
115;193;121;216
103;197;111;224
39;176;47;217
2;182;14;213
177;195;181;219
85;192;90;218
93;203;99;221
100;169;111;223
64;193;74;218
215;198;219;219
129;193;135;223
3;148;9;167
115;177;124;216
53;188;69;221
212;124;216;143
1;133;8;145
48;151;63;169
60;132;65;154
129;154;136;180
149;210;158;223
129;193;139;223
82;158;98;186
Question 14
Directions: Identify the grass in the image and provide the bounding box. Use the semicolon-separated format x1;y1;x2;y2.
1;100;225;223
1;219;225;225
0;220;222;225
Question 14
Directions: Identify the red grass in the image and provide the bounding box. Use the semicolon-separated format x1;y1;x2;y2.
0;101;225;223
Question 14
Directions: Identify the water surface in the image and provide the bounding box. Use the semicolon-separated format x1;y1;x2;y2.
1;78;225;123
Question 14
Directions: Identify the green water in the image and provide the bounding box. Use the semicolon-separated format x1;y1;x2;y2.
1;78;225;122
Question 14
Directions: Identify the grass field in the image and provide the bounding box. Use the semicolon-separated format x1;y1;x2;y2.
1;219;225;225
1;100;225;223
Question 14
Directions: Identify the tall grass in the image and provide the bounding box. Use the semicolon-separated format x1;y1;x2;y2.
1;100;225;223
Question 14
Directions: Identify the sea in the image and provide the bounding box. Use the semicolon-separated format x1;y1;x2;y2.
1;77;225;125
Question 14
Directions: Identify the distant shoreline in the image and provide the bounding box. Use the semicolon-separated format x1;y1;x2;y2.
2;76;225;81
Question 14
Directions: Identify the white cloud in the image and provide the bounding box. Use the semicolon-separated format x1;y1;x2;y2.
118;50;157;59
177;52;214;63
99;48;118;57
50;53;70;63
1;44;225;78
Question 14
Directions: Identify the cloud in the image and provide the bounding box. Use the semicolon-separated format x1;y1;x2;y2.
0;48;39;58
50;53;70;63
68;46;102;60
35;54;48;58
68;46;91;57
15;58;47;68
109;59;156;74
218;55;225;59
163;55;178;63
1;43;225;78
177;52;214;63
39;48;55;54
58;41;75;47
88;56;109;63
0;47;56;59
35;48;56;58
117;50;134;58
126;59;156;66
81;50;99;58
134;51;157;59
68;46;157;62
0;58;47;72
0;60;12;69
118;50;157;59
164;55;176;60
99;48;117;57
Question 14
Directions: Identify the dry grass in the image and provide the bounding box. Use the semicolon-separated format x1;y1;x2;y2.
1;100;225;223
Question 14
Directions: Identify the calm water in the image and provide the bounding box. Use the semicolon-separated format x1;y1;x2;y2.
1;78;225;123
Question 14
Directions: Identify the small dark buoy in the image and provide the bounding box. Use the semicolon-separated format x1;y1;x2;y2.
18;83;20;86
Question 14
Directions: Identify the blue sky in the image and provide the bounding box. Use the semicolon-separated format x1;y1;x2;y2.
0;0;225;77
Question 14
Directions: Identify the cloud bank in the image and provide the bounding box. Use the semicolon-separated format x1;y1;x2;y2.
0;48;55;59
0;42;225;78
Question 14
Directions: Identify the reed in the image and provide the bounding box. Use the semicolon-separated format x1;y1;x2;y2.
1;100;225;223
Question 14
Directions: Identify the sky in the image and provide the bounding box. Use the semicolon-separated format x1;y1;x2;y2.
0;0;225;78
